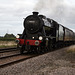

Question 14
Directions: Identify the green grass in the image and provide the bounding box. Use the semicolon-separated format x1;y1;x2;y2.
0;38;16;41
0;45;17;48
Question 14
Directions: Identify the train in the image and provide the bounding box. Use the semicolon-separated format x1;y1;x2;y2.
16;12;75;54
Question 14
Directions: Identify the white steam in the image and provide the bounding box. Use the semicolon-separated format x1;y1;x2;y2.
34;0;75;32
34;0;65;21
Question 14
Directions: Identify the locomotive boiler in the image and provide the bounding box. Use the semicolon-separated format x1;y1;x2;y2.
16;12;75;54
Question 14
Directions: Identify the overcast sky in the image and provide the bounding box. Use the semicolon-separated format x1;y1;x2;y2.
0;0;75;36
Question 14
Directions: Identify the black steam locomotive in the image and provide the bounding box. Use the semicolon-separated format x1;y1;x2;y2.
16;12;75;54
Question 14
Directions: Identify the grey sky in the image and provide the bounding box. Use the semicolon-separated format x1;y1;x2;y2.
0;0;75;36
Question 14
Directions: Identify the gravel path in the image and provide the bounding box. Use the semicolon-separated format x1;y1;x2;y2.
0;45;75;75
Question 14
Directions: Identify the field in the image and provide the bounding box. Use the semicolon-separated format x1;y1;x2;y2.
0;41;17;48
0;34;16;48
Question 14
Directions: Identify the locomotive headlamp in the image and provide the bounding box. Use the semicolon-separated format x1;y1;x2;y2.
16;35;20;38
39;36;43;40
32;37;34;39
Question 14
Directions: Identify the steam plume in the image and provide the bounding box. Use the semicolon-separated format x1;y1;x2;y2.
34;0;75;32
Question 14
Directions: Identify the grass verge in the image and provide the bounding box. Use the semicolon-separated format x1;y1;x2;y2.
67;45;75;53
0;45;17;48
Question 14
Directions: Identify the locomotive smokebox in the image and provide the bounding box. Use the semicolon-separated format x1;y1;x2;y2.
33;12;39;15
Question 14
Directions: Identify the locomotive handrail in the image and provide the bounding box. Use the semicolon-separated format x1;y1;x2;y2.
43;36;56;39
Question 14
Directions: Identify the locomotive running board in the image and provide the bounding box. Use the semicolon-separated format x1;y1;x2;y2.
43;36;56;39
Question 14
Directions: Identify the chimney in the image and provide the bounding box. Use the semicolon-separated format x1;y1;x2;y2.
32;12;39;15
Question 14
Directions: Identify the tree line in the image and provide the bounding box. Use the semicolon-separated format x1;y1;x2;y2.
0;33;16;41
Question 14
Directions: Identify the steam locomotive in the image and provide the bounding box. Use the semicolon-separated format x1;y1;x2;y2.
16;12;75;54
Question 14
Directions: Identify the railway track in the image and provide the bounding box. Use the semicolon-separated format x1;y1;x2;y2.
0;47;20;58
0;47;40;68
0;48;48;68
0;47;56;68
0;47;65;68
0;47;17;53
0;52;38;68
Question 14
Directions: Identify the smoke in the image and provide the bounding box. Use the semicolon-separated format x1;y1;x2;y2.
34;0;75;32
34;0;66;21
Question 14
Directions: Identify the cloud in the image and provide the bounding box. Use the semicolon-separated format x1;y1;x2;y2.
0;0;38;36
0;23;24;35
0;0;75;36
34;0;75;32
